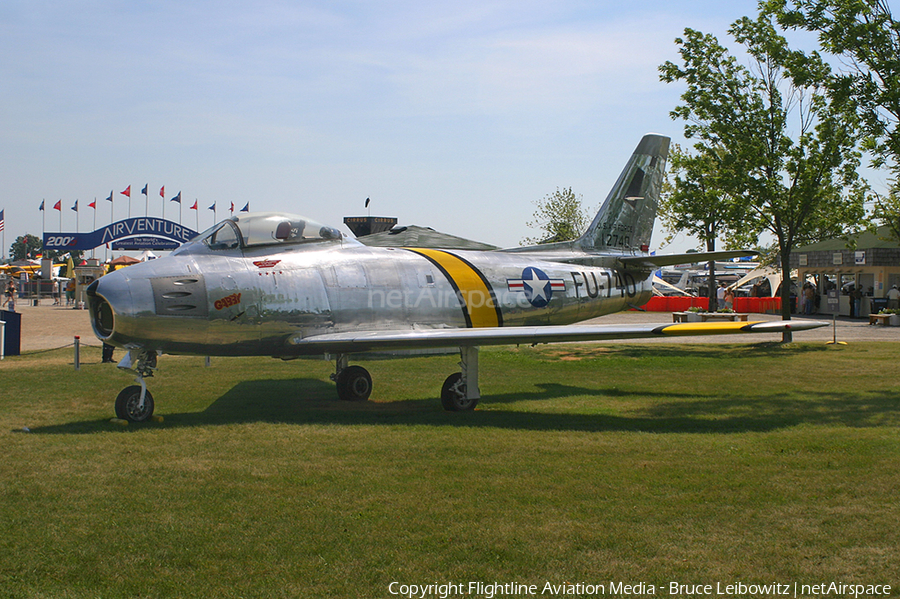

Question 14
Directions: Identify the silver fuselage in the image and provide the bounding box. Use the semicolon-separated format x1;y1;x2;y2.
89;236;651;357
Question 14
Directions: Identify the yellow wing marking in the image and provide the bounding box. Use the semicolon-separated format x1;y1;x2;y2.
659;322;762;335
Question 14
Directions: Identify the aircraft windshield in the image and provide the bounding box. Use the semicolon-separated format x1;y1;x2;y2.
200;212;343;249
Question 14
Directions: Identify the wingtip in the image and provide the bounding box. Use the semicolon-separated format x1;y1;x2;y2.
747;320;829;333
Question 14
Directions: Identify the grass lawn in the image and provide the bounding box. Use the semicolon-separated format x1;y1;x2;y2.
1;342;898;598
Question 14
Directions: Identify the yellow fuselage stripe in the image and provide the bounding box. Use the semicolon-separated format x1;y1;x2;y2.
405;248;500;328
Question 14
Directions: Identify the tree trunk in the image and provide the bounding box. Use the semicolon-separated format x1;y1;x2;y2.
706;237;717;311
780;250;793;343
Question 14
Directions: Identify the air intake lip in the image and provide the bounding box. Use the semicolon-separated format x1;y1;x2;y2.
89;292;115;339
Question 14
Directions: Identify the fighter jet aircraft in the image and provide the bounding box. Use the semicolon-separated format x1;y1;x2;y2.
87;134;826;422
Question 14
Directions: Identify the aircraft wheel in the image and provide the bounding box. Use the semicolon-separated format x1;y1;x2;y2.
336;365;372;401
115;385;155;422
440;372;478;411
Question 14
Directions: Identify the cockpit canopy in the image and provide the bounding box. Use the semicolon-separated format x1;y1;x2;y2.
196;212;343;250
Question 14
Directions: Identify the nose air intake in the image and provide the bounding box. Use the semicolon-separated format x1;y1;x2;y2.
86;279;115;339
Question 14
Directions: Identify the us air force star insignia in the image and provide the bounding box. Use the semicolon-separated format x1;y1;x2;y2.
507;267;565;308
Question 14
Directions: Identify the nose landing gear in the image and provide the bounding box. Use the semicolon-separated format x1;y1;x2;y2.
114;350;158;423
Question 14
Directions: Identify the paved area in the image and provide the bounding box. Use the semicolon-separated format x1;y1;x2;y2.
7;300;96;352
4;300;895;353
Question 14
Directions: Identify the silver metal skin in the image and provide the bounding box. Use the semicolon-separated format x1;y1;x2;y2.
86;135;827;420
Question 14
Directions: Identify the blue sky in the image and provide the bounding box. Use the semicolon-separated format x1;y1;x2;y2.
1;0;769;255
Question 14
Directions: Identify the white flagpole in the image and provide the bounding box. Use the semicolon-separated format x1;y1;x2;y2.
92;198;97;259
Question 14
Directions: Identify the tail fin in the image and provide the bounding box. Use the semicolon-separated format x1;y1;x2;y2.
578;134;670;253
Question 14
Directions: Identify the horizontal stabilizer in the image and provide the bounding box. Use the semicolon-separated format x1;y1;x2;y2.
619;250;757;269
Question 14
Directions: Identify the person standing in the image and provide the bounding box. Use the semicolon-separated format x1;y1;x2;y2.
851;286;863;318
888;285;900;310
724;287;735;311
804;284;816;315
3;281;17;312
65;279;75;306
716;283;726;311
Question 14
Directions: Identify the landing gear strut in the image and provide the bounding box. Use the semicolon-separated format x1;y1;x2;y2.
329;348;481;410
332;354;372;401
115;350;158;422
441;346;480;411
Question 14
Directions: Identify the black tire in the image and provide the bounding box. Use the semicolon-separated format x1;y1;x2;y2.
440;372;478;411
336;365;372;401
115;385;155;422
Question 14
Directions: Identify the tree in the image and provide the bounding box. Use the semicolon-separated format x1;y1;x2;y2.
522;187;589;245
872;184;900;242
10;234;42;262
765;0;900;239
660;144;747;308
660;14;867;340
8;235;82;265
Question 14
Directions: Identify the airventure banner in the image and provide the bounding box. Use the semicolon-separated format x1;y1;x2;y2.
43;217;199;251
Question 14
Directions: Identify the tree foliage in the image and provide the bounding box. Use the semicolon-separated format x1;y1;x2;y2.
660;144;748;307
10;234;42;262
872;184;900;241
8;235;82;264
659;14;867;337
522;187;588;245
660;144;746;252
765;0;900;238
766;0;900;170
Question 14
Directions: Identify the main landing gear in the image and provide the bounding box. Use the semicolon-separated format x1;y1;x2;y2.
110;346;484;421
114;350;158;422
331;354;373;402
331;346;482;411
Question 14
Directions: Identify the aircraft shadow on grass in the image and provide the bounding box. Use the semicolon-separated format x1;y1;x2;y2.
27;370;900;436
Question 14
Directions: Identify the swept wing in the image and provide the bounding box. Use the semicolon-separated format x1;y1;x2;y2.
288;320;823;354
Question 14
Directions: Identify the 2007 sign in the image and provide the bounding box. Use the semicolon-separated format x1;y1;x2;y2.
45;236;77;247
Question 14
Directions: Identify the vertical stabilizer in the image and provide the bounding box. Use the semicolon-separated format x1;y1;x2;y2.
578;134;670;254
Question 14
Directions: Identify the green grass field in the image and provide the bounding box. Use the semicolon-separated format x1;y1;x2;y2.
1;342;898;598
